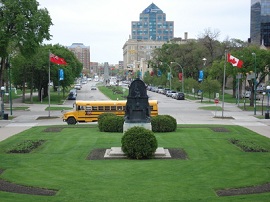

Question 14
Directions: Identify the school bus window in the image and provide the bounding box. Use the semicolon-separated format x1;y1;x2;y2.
117;106;122;110
150;106;153;110
123;106;126;111
111;106;116;110
98;106;104;111
105;106;110;110
92;106;98;111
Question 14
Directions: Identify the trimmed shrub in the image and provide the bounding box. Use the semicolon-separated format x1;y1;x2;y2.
151;115;177;132
121;127;158;159
103;116;124;132
98;113;116;132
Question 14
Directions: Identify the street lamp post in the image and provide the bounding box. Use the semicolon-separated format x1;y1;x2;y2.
262;92;266;116
161;62;172;90
252;52;257;115
266;86;270;119
171;62;184;93
1;86;5;119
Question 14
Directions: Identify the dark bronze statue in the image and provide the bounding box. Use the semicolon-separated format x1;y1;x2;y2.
125;78;151;123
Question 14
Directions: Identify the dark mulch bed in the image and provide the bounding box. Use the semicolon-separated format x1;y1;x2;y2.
0;169;57;196
43;127;63;132
0;179;57;196
210;127;230;132
87;148;188;160
216;183;270;197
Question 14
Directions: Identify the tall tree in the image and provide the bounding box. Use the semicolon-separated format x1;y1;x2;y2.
0;0;52;86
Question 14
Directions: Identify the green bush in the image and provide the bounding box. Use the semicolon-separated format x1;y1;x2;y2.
98;113;116;132
103;116;124;132
121;127;158;159
151;115;177;132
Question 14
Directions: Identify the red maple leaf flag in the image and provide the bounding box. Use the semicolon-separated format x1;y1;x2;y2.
227;53;243;68
50;53;67;65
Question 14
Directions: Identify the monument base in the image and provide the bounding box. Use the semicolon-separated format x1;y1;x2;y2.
104;147;171;159
123;122;152;133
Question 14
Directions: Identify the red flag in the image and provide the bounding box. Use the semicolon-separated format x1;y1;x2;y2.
227;53;243;68
178;72;183;81
50;53;67;65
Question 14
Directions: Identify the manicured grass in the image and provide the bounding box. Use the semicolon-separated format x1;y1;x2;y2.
0;125;270;201
199;106;223;111
98;86;129;100
45;106;73;111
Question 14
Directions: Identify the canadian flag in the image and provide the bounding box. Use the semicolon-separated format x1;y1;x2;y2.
227;53;243;68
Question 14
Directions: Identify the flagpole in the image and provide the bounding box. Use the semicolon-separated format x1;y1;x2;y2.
48;51;51;117
222;50;227;118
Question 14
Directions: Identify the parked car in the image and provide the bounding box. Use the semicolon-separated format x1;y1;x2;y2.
242;91;251;98
69;89;77;96
171;91;179;99
175;92;185;100
67;92;76;100
243;91;261;100
156;86;163;93
167;90;177;97
162;88;170;95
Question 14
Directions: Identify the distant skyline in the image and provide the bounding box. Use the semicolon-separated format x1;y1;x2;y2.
38;0;250;64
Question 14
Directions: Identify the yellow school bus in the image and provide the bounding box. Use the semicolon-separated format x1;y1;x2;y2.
62;100;158;124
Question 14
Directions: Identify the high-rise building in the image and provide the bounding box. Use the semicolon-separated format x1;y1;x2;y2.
67;43;90;71
250;0;270;46
131;3;174;41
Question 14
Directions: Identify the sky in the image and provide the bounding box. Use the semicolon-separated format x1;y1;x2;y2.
38;0;250;65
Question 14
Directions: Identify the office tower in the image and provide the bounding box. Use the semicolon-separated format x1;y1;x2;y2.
250;0;270;46
67;43;90;70
131;3;174;41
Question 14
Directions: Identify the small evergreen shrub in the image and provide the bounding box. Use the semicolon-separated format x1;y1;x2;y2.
151;115;177;132
98;113;116;131
103;116;124;132
121;127;158;159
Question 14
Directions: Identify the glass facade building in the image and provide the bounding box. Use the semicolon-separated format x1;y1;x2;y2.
251;0;270;46
131;3;174;41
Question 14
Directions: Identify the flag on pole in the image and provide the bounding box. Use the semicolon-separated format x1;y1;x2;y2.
50;53;67;65
227;53;243;68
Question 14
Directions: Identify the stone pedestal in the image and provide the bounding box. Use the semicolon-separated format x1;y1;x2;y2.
123;122;152;133
104;147;171;159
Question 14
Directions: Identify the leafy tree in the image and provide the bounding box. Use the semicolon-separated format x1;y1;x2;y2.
201;78;221;101
11;44;82;102
0;0;52;87
229;46;270;106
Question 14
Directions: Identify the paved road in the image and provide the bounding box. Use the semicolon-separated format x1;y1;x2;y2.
1;82;270;141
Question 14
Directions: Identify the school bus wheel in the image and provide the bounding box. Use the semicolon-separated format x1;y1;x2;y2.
67;117;77;125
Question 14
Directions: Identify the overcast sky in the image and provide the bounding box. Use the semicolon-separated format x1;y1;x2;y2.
38;0;250;64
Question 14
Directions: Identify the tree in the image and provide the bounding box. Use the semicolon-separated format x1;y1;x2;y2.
230;46;270;106
11;44;83;102
0;0;52;87
201;78;221;102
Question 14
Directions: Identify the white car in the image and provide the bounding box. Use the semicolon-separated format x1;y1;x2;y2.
91;85;97;90
74;84;82;90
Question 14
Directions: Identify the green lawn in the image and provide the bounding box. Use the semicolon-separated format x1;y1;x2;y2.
0;125;270;201
98;85;129;100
